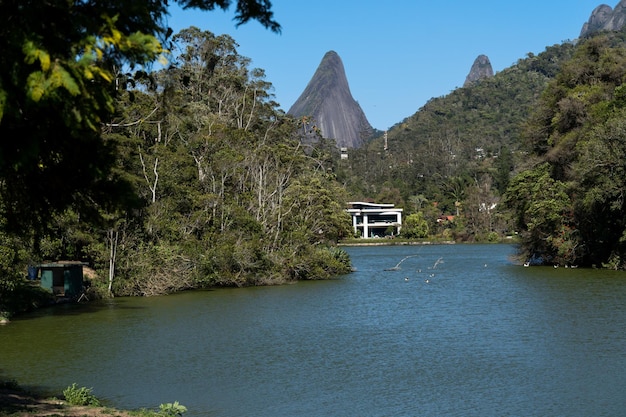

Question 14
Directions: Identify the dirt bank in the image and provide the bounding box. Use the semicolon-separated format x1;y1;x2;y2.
0;387;137;417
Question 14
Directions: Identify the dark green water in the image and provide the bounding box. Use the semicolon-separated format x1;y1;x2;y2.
2;244;626;416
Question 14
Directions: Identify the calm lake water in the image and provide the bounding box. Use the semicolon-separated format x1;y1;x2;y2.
2;244;626;416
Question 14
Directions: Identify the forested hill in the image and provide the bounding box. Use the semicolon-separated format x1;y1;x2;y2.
340;0;626;206
339;26;626;269
338;41;577;210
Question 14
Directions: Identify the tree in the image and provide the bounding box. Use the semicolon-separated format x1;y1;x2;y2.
0;0;280;308
408;194;428;212
401;212;429;239
459;173;503;241
505;30;626;268
572;107;626;267
94;25;354;295
505;163;575;265
0;0;279;237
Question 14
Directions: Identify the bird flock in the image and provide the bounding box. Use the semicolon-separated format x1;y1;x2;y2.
386;254;491;285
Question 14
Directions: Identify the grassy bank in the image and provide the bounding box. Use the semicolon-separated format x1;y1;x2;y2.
0;380;185;417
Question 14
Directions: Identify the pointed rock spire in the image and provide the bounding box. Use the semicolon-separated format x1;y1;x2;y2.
580;0;626;37
463;54;494;87
288;51;372;149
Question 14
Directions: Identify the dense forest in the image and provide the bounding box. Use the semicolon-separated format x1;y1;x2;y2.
0;1;351;317
506;30;626;268
99;27;353;295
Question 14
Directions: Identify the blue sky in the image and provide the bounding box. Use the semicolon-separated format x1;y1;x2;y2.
166;0;606;131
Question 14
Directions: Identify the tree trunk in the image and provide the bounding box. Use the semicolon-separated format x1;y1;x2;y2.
107;229;118;297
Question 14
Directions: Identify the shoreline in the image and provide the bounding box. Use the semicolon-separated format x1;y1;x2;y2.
338;240;456;246
0;386;139;417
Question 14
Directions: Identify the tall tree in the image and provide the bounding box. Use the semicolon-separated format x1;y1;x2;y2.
505;30;626;267
99;27;352;295
0;0;280;308
0;0;279;237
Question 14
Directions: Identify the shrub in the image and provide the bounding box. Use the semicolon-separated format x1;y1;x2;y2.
401;212;429;239
158;401;187;416
487;231;500;242
63;383;100;406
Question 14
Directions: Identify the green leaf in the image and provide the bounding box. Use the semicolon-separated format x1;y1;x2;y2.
54;64;80;96
26;71;46;102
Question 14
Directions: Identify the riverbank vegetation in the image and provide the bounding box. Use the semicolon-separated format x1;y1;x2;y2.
0;1;351;318
0;379;186;416
94;26;353;296
505;30;626;268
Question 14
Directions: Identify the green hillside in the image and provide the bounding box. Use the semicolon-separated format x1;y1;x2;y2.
340;28;626;268
336;41;576;239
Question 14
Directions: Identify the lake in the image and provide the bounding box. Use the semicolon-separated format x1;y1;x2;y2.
2;244;626;416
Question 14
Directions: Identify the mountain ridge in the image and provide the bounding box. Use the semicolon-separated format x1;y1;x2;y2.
290;2;620;150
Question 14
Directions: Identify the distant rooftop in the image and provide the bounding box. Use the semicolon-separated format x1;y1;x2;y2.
348;201;397;209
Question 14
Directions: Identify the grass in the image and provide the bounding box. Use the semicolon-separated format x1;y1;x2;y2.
0;380;186;417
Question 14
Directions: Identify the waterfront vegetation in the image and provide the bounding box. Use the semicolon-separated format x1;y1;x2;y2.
0;1;352;319
4;1;626;321
0;379;186;416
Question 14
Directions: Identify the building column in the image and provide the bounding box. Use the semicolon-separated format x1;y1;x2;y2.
352;214;358;236
396;211;402;234
363;214;369;238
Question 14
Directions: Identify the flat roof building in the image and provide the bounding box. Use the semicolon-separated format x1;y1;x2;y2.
347;202;403;238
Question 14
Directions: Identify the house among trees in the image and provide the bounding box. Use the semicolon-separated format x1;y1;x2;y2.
347;202;403;238
30;262;85;299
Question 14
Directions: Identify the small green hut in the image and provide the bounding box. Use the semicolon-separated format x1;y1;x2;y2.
36;262;85;299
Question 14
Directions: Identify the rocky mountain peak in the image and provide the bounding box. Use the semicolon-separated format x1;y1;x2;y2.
288;51;373;149
463;54;494;87
580;1;626;37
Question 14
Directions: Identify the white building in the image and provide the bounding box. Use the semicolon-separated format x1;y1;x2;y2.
347;202;403;238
